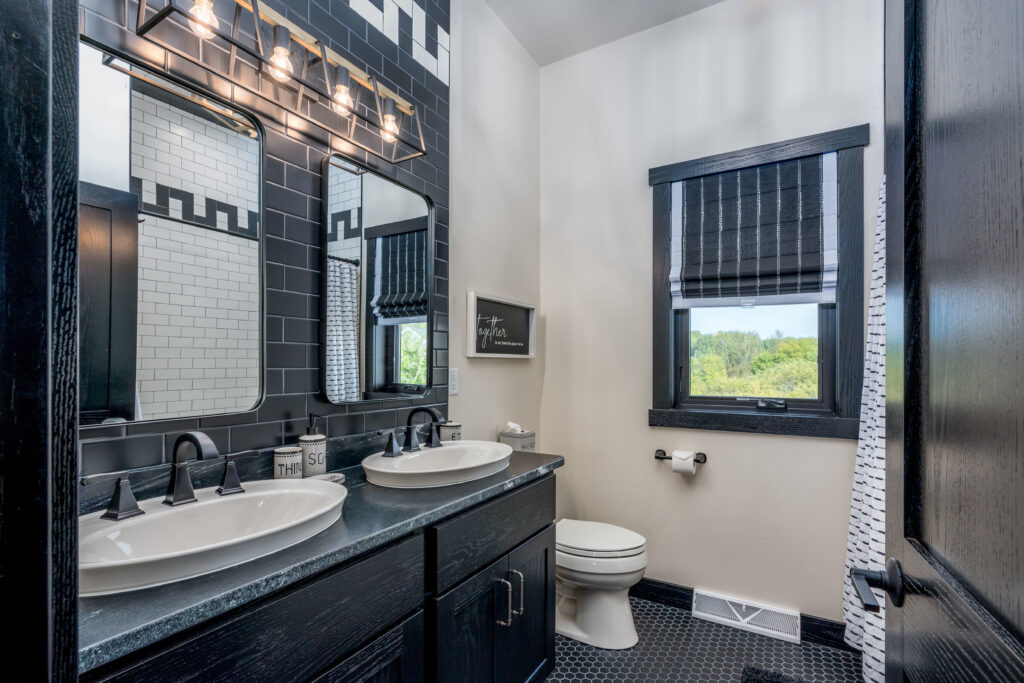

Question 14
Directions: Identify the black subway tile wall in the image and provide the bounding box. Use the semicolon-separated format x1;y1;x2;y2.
77;0;451;481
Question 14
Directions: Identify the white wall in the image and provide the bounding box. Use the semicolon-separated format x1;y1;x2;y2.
537;0;883;620
79;43;130;191
362;174;428;228
449;0;543;439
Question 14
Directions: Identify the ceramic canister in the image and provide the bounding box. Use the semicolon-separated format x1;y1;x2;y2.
273;446;303;479
438;422;462;441
300;434;327;477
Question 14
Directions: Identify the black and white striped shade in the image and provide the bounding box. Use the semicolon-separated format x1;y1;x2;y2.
669;152;838;308
371;229;429;323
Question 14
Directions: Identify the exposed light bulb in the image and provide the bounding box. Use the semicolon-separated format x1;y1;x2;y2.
382;113;398;143
187;0;219;40
332;84;354;116
268;46;293;83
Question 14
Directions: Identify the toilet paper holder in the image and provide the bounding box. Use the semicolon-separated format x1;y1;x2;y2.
654;449;707;463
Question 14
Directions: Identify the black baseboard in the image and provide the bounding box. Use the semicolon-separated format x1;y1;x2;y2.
799;614;858;653
630;577;694;611
629;578;857;653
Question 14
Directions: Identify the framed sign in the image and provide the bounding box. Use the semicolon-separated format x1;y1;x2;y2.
466;292;536;358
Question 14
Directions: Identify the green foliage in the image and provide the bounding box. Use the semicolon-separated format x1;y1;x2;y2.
399;323;428;385
690;328;818;399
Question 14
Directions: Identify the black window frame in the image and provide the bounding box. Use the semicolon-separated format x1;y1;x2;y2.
650;125;869;439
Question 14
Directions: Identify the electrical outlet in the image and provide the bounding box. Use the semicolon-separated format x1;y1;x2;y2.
448;367;459;395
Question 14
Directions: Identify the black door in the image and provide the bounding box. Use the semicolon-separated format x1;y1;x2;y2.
882;1;1024;679
500;526;556;683
433;555;511;682
78;181;138;424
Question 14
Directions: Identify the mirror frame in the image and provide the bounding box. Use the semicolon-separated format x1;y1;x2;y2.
319;154;435;404
77;40;267;434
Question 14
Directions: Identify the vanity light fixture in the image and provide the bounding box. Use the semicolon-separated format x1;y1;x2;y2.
186;0;218;39
268;25;294;83
132;0;427;164
331;66;355;117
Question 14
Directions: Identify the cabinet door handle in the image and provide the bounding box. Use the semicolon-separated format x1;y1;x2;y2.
497;578;513;627
511;569;525;616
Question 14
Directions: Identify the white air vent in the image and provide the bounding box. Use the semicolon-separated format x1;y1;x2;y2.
692;589;801;643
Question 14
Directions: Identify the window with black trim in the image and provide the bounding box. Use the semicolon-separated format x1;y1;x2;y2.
650;126;869;438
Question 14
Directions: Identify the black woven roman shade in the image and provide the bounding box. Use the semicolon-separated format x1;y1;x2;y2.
371;229;429;322
669;152;838;307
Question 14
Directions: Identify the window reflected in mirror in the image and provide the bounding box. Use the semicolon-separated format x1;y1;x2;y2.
77;43;262;425
323;157;431;403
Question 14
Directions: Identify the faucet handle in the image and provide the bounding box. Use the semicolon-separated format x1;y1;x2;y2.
383;430;403;457
101;476;145;521
217;455;245;496
403;425;421;453
424;422;444;448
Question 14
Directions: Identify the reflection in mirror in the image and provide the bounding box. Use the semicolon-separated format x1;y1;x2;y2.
323;157;431;403
77;43;262;425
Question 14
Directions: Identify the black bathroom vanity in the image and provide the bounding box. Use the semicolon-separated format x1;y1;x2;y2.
79;452;562;681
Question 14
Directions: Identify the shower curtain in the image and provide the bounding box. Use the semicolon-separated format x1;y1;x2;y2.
325;258;360;402
842;177;887;682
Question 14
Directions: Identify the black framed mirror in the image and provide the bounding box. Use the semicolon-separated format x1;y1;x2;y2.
77;42;263;426
320;155;433;403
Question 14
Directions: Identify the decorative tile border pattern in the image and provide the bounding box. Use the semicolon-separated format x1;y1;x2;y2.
131;177;260;239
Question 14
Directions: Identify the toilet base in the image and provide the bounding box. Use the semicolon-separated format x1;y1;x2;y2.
555;580;639;650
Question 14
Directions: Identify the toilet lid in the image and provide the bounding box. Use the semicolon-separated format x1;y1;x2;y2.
556;519;646;558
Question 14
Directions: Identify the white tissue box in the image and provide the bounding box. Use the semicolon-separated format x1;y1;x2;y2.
499;430;535;452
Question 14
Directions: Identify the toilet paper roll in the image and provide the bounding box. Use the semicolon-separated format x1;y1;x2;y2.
671;450;697;475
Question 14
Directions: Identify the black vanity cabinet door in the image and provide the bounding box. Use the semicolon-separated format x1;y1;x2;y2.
432;555;511;682
313;610;424;682
499;526;556;683
433;526;556;683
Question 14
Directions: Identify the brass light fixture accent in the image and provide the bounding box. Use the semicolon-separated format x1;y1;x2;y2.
133;0;427;164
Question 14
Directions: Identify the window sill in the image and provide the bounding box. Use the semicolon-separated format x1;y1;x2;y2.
648;408;859;439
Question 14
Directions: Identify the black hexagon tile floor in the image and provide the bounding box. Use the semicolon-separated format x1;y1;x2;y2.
546;598;862;682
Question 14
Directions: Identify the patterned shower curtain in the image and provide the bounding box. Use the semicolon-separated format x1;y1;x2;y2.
325;258;360;402
842;178;887;682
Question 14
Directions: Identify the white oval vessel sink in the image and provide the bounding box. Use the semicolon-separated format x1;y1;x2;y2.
79;479;346;596
362;440;513;489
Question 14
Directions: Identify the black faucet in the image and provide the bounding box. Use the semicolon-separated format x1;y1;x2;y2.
407;407;446;448
403;425;421;453
165;431;219;506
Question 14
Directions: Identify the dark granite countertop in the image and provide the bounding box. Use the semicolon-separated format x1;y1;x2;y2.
78;451;563;673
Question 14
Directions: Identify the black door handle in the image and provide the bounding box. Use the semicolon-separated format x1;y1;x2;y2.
850;557;905;611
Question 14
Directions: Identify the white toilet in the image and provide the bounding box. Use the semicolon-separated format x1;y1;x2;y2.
555;519;647;650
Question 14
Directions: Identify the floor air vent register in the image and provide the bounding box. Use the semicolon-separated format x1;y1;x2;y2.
692;589;801;643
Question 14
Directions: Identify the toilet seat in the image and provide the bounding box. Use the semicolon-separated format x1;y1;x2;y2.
556;548;648;575
556;519;647;559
